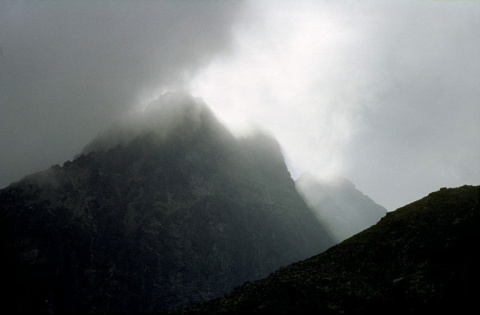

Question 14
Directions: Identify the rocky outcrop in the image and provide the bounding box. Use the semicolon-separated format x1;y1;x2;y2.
0;93;334;314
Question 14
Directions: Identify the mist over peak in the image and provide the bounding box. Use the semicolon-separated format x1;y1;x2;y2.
296;171;387;242
297;172;354;190
144;91;208;115
80;91;227;155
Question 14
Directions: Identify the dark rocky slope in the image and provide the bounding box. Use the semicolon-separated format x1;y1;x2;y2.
0;93;334;314
169;185;480;314
296;173;387;242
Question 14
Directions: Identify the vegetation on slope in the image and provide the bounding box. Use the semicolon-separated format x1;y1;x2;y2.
167;185;480;314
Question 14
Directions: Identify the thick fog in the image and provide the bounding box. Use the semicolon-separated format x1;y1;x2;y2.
1;1;479;211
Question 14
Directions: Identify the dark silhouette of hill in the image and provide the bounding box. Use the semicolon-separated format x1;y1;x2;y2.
168;184;480;314
0;92;334;314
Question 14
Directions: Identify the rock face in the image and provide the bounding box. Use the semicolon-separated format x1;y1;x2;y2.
0;92;334;314
172;185;480;314
296;173;387;242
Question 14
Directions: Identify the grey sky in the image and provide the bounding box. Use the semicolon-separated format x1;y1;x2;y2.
0;0;242;188
1;1;479;211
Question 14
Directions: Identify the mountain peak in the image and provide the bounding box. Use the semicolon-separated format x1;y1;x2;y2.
80;91;223;155
0;92;335;313
144;91;209;120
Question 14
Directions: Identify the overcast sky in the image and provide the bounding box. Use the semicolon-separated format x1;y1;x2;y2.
1;1;479;211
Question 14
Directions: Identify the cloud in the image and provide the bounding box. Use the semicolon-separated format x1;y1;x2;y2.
189;0;480;210
0;1;244;187
1;0;478;211
340;1;480;209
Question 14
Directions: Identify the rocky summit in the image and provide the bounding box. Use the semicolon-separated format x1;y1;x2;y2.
0;92;334;314
170;185;480;314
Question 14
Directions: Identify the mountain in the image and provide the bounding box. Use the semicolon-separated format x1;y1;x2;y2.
0;92;335;314
295;173;387;242
169;184;480;314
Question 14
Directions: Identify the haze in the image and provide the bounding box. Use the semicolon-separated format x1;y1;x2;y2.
1;0;479;211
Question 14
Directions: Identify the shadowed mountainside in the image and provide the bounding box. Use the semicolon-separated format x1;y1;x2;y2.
168;184;480;314
296;173;387;242
0;93;335;314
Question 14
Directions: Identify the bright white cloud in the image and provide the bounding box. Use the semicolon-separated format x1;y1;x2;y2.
190;0;480;210
189;1;373;179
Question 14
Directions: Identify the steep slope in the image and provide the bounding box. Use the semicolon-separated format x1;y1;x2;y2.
171;185;480;314
0;92;334;314
296;173;387;242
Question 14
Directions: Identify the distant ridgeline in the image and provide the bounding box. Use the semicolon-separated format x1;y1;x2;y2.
295;173;387;243
0;92;336;313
